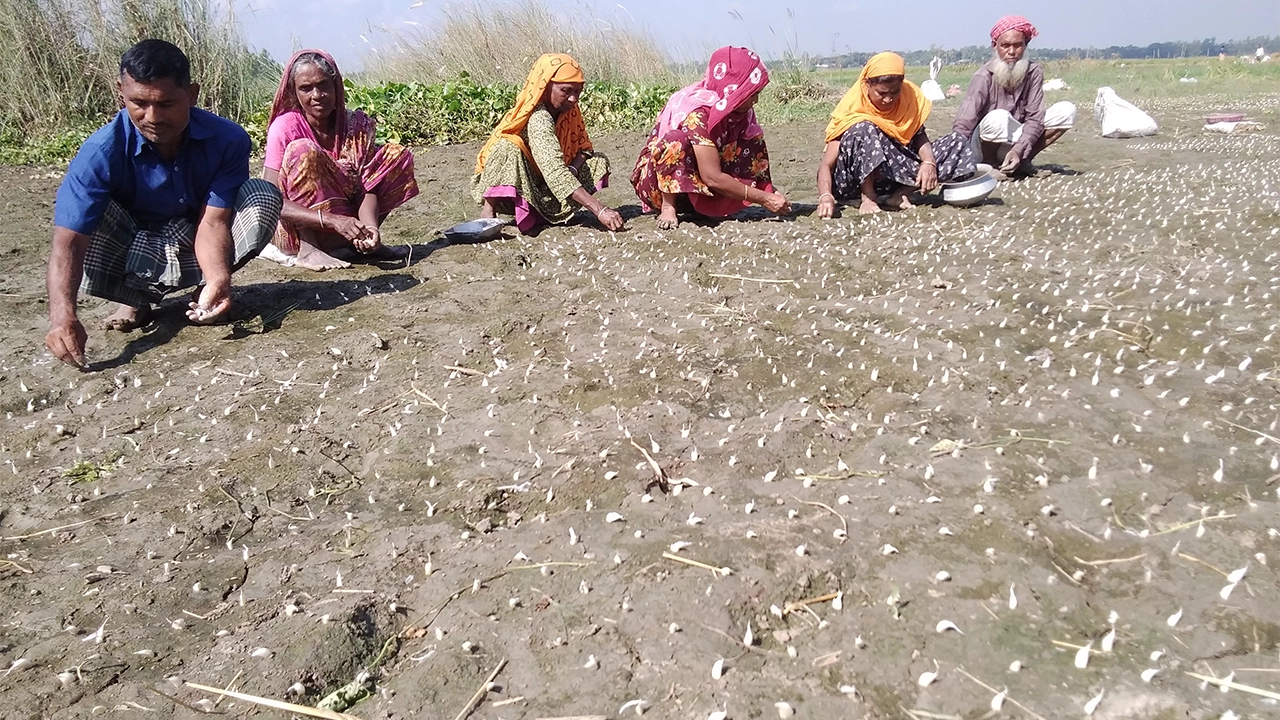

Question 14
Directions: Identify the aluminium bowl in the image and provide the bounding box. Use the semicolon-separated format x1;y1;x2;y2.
942;163;998;207
442;218;507;242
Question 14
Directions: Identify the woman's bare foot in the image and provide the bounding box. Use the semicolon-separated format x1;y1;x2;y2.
656;193;679;229
295;241;352;271
886;188;915;210
858;197;882;215
103;303;152;332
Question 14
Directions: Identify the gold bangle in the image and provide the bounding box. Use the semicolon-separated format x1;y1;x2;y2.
921;160;937;167
743;183;750;201
819;193;835;202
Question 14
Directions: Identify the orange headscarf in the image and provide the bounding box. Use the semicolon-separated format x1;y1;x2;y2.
824;52;931;145
474;53;593;176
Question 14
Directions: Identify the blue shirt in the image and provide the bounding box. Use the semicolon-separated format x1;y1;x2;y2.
54;107;251;234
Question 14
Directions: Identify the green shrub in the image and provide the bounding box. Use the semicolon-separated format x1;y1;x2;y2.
331;77;677;149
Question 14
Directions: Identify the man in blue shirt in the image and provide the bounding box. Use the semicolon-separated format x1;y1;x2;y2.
46;39;283;368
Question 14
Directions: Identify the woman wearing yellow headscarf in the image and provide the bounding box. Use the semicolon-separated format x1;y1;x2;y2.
816;52;974;216
472;53;622;232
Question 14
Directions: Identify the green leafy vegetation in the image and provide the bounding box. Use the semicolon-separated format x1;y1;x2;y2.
62;452;122;484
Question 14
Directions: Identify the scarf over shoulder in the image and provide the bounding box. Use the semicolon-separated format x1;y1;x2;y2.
270;49;351;151
474;53;593;176
824;52;931;145
655;46;769;141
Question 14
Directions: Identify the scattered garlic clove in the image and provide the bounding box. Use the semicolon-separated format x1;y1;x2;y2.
1100;627;1116;653
1074;642;1093;669
1166;608;1183;627
605;512;624;523
618;699;647;715
775;701;795;718
1141;668;1160;682
1008;583;1017;609
1083;689;1104;715
711;658;725;679
935;620;963;635
990;689;1007;711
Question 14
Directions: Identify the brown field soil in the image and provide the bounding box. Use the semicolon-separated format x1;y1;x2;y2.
1;92;1279;720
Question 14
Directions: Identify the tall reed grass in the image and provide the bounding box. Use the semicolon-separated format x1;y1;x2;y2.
370;0;672;85
0;0;276;160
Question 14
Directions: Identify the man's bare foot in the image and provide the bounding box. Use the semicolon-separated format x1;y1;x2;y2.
858;197;882;215
295;244;352;271
886;189;915;210
656;207;679;230
103;303;152;332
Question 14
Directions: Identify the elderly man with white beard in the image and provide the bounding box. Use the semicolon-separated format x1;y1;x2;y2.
952;15;1077;179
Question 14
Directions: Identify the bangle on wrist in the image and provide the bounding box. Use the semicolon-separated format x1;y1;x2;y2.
317;209;325;228
921;160;936;167
819;193;835;202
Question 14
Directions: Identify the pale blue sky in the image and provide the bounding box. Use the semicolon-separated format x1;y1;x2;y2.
233;0;1279;69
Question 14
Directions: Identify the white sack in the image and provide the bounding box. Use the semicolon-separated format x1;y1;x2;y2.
1094;86;1158;138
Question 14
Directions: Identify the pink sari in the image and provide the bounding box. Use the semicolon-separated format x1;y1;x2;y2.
632;47;773;217
265;49;419;254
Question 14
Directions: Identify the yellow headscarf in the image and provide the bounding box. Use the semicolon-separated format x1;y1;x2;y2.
824;52;931;145
474;53;593;176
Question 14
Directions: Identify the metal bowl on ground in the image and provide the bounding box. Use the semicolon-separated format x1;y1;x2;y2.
942;163;998;207
1205;112;1246;124
442;218;507;243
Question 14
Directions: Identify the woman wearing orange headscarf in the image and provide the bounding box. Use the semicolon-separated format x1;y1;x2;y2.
816;52;974;216
472;53;622;233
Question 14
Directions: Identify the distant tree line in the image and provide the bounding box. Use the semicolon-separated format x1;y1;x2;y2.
813;36;1280;68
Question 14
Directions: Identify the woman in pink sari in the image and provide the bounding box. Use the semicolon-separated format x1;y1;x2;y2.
262;50;419;271
631;46;791;229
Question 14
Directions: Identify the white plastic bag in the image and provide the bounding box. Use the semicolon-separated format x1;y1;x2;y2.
1094;86;1158;138
920;56;946;102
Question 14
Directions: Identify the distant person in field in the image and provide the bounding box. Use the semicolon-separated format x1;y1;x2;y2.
472;53;623;233
816;52;975;217
46;39;282;369
631;46;790;229
263;50;418;270
953;15;1077;179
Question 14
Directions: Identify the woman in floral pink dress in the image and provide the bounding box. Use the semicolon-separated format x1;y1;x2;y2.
631;46;791;229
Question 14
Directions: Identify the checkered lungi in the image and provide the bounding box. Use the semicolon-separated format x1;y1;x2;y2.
80;178;282;307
